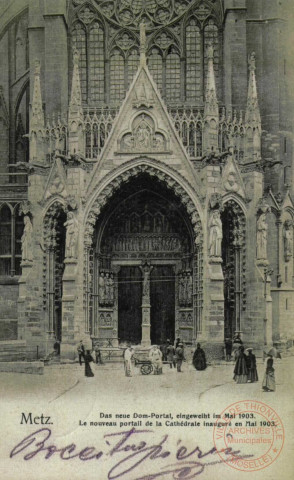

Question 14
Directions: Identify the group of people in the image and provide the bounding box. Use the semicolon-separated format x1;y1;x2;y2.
233;340;276;392
77;336;277;391
124;339;207;377
77;340;103;378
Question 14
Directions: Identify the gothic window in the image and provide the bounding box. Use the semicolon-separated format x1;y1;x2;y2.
166;47;181;102
148;48;163;94
0;204;24;276
110;49;125;103
127;48;139;87
186;19;202;102
69;3;222;106
72;22;87;102
89;22;105;102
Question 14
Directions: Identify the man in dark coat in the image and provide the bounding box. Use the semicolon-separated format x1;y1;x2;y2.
77;340;85;366
193;343;207;370
175;343;185;372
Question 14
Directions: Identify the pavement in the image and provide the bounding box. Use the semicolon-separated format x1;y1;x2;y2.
0;357;293;480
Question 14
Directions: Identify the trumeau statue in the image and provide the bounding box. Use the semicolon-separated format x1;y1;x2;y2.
21;216;33;263
64;211;79;259
208;210;223;257
256;213;268;260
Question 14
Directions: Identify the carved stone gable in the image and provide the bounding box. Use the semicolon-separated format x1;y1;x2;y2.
43;158;68;202
221;156;246;199
86;64;201;197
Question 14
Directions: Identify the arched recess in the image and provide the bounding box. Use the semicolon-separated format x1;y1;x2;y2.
83;163;203;346
14;80;30;169
43;201;67;343
221;197;247;339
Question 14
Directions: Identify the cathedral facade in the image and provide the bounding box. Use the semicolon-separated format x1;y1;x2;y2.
0;0;293;360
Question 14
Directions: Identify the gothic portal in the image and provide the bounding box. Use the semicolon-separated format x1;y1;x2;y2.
0;1;293;362
91;173;196;346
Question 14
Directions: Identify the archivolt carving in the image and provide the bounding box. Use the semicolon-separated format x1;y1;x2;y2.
84;163;203;248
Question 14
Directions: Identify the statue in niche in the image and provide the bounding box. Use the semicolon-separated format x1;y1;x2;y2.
187;313;192;325
186;270;193;306
21;216;33;263
155;216;163;233
130;215;139;233
135;124;150;149
104;272;111;305
99;272;105;306
179;272;185;305
256;213;268;260
283;220;293;262
143;213;152;232
64;212;79;259
108;272;115;305
208;210;223;257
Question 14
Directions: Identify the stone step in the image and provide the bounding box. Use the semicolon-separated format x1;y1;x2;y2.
0;340;27;362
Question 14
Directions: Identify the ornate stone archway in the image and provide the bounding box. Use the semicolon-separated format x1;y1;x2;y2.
221;197;247;339
43;201;67;343
83;162;203;346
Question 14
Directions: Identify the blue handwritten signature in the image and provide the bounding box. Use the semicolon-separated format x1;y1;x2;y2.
10;427;252;479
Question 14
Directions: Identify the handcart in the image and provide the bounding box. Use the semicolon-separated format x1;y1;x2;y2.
134;357;154;375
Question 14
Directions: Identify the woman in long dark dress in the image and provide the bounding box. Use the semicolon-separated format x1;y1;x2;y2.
262;355;275;391
233;346;248;383
193;343;207;371
245;348;258;382
84;349;94;377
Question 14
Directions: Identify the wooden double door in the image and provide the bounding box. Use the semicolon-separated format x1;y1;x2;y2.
118;265;175;345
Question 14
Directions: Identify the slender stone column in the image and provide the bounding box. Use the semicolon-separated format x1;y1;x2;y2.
140;263;153;347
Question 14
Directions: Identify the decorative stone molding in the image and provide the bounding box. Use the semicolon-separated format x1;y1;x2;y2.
85;163;203;249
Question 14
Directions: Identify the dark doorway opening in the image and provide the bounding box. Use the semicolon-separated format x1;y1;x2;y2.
118;266;142;344
150;265;175;345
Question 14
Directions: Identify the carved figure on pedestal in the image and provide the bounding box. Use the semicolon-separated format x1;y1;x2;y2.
209;210;223;257
109;272;115;305
64;212;79;259
283;220;293;262
186;270;193;306
141;263;153;298
256;213;268;260
99;272;105;306
105;272;111;306
179;272;185;306
21;216;33;263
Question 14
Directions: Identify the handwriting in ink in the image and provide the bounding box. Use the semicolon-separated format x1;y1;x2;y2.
10;427;251;479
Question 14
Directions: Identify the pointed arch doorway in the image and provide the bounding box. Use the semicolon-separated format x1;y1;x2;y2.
91;172;199;346
221;200;246;339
